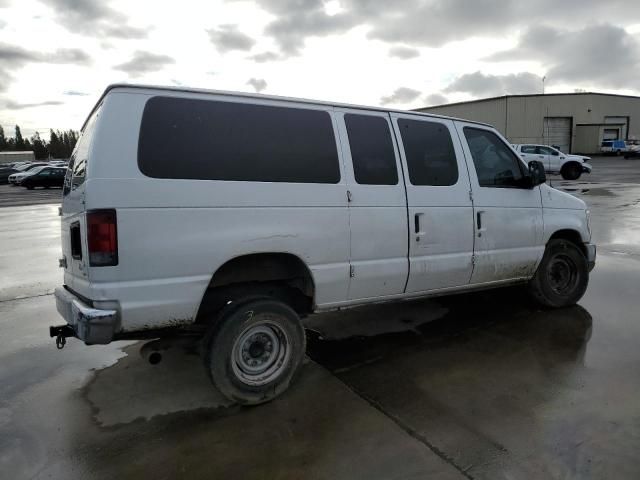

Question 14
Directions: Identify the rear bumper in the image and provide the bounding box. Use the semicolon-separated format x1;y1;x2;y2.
54;286;118;344
585;243;596;272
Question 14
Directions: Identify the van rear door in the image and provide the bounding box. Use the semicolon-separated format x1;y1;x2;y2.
61;105;100;291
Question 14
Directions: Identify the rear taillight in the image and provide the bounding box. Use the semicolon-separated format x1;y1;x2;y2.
87;209;118;266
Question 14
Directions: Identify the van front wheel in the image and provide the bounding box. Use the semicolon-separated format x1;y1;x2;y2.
203;298;305;405
528;239;589;308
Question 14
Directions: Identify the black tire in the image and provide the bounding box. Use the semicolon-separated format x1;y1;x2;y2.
528;239;589;308
25;184;34;190
203;298;306;405
561;163;582;180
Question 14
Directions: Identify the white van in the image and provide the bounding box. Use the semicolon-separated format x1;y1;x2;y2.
52;84;596;404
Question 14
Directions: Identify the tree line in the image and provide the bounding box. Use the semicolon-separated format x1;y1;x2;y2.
0;125;79;160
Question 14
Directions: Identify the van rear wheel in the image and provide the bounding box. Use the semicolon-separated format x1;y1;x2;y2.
203;298;305;405
528;239;589;308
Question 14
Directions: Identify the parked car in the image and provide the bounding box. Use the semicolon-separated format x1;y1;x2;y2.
600;139;628;155
51;84;596;405
0;166;19;184
513;144;592;180
21;167;67;189
7;163;49;184
9;165;48;185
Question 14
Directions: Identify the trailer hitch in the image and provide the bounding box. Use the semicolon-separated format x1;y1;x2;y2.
49;325;75;350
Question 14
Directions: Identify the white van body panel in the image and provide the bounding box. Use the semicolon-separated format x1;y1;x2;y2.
455;122;545;283
334;108;409;301
390;113;475;293
55;84;595;340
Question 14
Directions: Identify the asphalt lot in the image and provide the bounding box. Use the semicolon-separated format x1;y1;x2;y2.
0;183;63;207
1;156;640;479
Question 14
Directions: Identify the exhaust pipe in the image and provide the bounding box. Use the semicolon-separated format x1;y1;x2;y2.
140;340;163;365
139;335;201;365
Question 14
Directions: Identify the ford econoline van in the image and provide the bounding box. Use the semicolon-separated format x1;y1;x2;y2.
52;84;596;404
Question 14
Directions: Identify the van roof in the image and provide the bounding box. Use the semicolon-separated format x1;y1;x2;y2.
82;83;493;131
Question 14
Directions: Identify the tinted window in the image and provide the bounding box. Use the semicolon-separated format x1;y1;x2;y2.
138;97;340;183
344;114;398;185
521;145;536;154
464;127;525;188
398;119;458;186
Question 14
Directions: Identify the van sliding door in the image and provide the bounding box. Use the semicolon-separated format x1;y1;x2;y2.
335;109;409;301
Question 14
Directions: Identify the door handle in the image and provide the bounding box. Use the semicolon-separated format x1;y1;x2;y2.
414;213;424;241
476;211;485;237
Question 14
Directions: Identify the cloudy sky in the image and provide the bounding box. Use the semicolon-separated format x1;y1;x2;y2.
1;0;640;137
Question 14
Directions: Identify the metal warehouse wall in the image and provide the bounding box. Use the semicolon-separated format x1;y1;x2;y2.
419;93;640;153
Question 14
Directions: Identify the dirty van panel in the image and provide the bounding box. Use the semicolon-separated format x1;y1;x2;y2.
61;104;101;288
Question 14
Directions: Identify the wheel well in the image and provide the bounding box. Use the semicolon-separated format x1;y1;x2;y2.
549;230;586;256
561;161;581;170
196;253;315;323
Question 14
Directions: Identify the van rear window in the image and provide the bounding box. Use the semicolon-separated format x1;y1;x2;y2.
138;96;341;184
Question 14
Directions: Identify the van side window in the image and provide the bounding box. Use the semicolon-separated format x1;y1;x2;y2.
63;104;100;196
397;119;458;186
138;97;340;184
344;114;398;185
464;127;525;188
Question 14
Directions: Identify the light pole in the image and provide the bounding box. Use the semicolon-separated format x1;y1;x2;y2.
542;76;546;95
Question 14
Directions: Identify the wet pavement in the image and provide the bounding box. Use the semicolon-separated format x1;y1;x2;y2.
1;160;640;479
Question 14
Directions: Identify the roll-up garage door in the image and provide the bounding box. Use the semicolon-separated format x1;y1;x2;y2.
544;117;572;153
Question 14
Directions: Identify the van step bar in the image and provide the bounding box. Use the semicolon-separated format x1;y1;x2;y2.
49;325;76;349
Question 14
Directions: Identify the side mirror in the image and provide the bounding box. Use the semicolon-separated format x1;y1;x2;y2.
528;160;546;187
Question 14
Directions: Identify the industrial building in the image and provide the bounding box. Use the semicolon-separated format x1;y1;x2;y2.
417;92;640;154
0;151;35;165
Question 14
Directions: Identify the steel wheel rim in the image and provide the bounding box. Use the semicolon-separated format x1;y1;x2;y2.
231;319;290;386
547;254;578;295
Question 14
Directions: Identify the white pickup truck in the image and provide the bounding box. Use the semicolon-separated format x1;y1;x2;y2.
513;144;592;180
51;84;596;405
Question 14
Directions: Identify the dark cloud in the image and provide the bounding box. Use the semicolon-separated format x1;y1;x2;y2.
388;46;420;60
249;51;283;63
0;43;90;65
0;69;11;93
0;99;64;110
444;71;542;97
113;51;174;78
487;24;640;89
239;0;640;56
207;25;256;53
0;43;91;93
63;90;89;96
423;93;448;106
247;78;267;92
39;0;146;38
381;87;421;105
